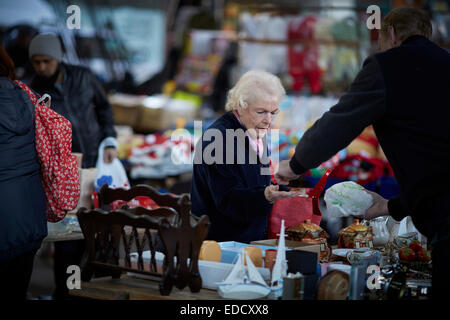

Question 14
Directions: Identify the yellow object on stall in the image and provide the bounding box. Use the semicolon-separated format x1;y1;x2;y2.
176;117;187;129
244;246;263;267
199;240;222;262
162;80;177;96
172;90;202;109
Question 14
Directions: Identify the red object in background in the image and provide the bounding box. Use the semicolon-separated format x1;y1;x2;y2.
109;199;127;210
287;16;322;93
330;154;393;186
15;80;80;222
355;133;379;150
133;196;151;208
264;249;277;274
109;196;161;211
128;196;160;209
131;133;171;160
268;169;331;239
409;240;423;253
92;192;99;208
399;247;416;262
417;248;431;262
370;29;379;42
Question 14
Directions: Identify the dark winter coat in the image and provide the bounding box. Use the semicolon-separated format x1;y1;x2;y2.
289;35;450;240
0;77;47;263
30;63;116;168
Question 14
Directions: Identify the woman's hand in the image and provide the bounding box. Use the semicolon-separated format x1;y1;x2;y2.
264;185;303;203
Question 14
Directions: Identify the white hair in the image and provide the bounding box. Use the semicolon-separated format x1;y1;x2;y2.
225;70;286;112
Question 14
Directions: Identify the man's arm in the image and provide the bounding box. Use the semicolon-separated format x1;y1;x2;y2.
362;191;409;222
387;195;409;221
279;56;412;221
289;56;387;174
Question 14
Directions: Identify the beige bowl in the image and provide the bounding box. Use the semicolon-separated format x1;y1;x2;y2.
199;240;222;262
244;246;263;267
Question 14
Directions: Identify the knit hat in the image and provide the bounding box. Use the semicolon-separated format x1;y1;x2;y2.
29;33;63;61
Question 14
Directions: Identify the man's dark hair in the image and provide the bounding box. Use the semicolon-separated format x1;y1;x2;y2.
381;7;432;42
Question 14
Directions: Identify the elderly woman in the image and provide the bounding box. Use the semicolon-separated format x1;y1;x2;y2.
191;70;300;242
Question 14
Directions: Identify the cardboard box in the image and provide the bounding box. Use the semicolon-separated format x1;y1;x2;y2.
109;94;143;128
250;239;321;264
111;103;141;128
109;94;199;133
136;97;198;132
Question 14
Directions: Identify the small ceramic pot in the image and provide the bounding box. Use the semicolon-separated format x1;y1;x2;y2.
338;219;374;249
286;219;331;262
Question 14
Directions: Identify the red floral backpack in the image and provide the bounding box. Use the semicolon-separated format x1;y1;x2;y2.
15;80;80;222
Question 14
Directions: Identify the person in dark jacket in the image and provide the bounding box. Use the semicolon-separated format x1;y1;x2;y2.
28;33;117;168
191;70;301;242
28;33;117;300
275;8;450;299
0;46;47;299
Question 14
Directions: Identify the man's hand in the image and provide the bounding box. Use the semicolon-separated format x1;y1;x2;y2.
264;184;303;203
363;190;390;220
274;160;300;185
103;147;117;164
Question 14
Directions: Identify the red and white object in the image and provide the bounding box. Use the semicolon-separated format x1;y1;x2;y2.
15;80;80;222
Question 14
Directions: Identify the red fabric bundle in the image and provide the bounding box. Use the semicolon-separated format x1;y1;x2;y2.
15;80;80;222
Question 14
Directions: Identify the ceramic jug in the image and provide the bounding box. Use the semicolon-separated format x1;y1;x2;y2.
368;217;390;247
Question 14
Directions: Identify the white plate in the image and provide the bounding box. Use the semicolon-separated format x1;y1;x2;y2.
332;248;354;258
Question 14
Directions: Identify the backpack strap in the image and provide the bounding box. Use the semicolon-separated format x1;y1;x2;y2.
14;80;37;104
14;80;51;108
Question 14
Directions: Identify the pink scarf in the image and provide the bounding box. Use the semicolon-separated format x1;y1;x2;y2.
233;111;264;158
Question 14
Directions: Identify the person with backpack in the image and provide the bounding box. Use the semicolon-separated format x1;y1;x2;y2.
28;33;117;168
0;45;47;299
28;33;117;299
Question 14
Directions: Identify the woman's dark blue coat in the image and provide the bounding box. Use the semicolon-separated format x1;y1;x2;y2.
0;77;47;263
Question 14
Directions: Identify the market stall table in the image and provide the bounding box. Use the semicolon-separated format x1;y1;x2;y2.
68;274;222;300
43;230;84;242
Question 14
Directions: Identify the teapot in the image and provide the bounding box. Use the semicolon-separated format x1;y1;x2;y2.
286;219;331;262
338;219;374;249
